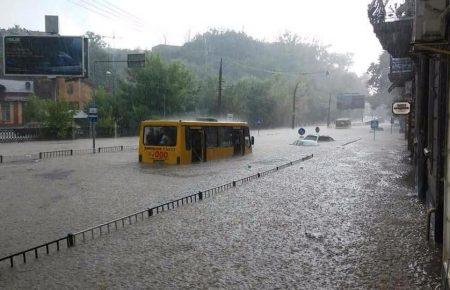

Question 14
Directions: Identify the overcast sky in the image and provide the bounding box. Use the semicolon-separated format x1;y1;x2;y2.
0;0;383;75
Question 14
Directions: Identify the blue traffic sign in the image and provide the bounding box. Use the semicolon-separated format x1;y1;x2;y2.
370;120;379;129
298;128;305;135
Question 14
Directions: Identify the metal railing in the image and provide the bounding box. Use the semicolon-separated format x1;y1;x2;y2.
0;127;42;143
0;154;313;268
0;145;137;164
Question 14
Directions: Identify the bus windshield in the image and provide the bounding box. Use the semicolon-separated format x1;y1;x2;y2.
144;126;177;146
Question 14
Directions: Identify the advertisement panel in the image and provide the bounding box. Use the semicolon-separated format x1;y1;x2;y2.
337;94;365;110
3;36;85;77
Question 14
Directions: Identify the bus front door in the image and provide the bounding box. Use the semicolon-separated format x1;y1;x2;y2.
191;129;206;162
232;129;244;156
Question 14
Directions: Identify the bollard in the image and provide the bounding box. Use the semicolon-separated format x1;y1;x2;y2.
233;181;236;187
39;152;42;159
121;145;124;151
98;147;101;153
257;173;260;178
67;233;75;248
199;191;203;201
0;155;2;163
70;149;73;156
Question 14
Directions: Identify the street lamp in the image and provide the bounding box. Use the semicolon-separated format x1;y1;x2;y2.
291;71;329;129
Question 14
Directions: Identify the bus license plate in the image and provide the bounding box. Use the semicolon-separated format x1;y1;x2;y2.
150;151;168;160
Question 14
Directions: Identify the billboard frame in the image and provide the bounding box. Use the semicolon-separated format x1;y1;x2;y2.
336;94;366;110
3;35;87;78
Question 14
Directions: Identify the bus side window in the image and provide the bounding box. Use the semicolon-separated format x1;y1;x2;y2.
219;126;232;147
185;127;191;150
206;126;218;148
244;127;251;147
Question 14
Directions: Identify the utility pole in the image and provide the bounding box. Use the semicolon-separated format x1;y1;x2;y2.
292;81;301;129
291;71;329;129
218;58;223;115
327;94;332;127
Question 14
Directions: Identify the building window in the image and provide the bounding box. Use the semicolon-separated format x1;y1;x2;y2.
1;102;11;123
67;84;74;95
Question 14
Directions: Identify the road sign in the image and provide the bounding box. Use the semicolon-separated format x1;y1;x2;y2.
298;128;305;136
88;107;98;122
370;120;379;129
315;127;320;133
127;53;145;68
392;101;411;115
4;36;86;77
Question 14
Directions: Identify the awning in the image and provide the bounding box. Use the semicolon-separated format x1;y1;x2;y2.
73;110;88;119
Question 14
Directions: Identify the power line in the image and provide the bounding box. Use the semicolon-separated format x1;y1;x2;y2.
67;0;143;32
77;0;143;31
96;0;146;26
91;0;145;26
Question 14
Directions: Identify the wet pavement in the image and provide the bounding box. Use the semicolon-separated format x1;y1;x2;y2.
0;125;442;288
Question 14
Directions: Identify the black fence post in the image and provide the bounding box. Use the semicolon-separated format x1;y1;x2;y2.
198;191;203;201
70;149;73;156
121;145;124;151
148;208;153;217
233;181;236;187
39;152;42;159
0;155;2;163
67;234;75;248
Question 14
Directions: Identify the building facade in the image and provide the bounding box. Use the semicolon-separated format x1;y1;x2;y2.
55;78;94;109
0;79;34;127
369;0;450;287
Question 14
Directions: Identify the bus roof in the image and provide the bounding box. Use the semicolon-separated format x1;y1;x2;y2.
140;120;249;126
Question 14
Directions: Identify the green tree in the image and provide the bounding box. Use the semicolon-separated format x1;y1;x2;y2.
114;54;198;128
367;51;391;109
22;95;47;123
43;100;74;139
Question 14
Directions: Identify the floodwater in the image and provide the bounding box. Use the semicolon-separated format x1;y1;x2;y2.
0;125;442;288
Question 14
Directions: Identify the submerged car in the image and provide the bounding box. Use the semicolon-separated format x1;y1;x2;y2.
292;134;319;146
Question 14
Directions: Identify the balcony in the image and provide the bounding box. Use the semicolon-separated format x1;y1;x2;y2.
372;19;413;58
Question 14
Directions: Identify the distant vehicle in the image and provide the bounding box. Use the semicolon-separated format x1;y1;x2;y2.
335;118;351;129
139;120;254;165
292;134;319;146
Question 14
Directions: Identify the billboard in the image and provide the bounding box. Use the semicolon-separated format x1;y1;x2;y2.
337;94;365;110
3;36;86;77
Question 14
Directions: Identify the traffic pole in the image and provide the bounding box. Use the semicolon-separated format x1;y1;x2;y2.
92;120;96;154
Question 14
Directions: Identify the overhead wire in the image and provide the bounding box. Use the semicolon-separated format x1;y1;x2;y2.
95;0;146;26
77;0;143;31
67;0;143;32
90;0;145;27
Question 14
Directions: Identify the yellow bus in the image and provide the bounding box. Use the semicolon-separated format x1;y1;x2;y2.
138;119;254;165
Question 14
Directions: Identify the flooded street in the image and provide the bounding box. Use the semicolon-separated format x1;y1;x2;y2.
0;125;442;288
